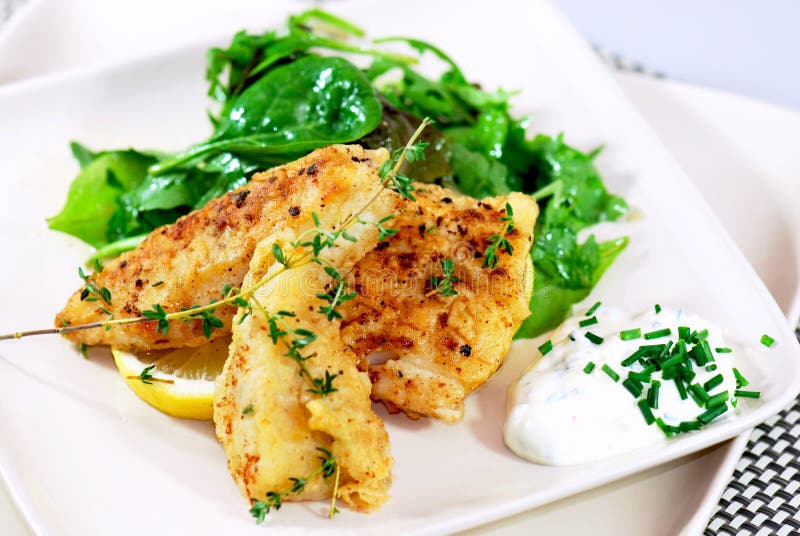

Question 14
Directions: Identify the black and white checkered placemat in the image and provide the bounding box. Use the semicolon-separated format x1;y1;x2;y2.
1;2;798;533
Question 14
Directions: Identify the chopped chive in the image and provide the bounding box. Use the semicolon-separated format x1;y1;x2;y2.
579;316;598;328
583;361;596;374
705;390;729;408
689;344;708;366
715;347;732;354
644;328;671;340
640;364;657;375
678;326;690;340
678;365;696;382
703;374;724;392
586;301;601;316
675;376;688;400
732;368;749;388
661;367;680;380
734;390;761;399
701;341;714;362
690;341;714;366
691;329;709;342
655;417;675;438
538;340;553;356
585;332;604;345
622;344;667;366
621;348;646;367
622;378;643;397
689;345;706;366
654;304;662;314
620;328;642;341
679;420;702;432
660;354;684;370
688;383;709;407
628;371;652;383
760;334;775;348
601;364;620;382
638;399;656;424
697;404;728;424
647;380;661;409
705;364;718;372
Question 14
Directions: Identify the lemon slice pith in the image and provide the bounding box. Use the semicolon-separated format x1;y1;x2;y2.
112;336;230;420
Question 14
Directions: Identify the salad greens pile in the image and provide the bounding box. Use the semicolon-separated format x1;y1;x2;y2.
47;8;628;338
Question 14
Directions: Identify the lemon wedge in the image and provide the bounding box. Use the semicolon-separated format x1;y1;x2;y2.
112;336;230;420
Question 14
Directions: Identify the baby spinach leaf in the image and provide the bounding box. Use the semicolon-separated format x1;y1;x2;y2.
516;236;628;338
155;56;382;174
47;147;156;247
69;141;98;169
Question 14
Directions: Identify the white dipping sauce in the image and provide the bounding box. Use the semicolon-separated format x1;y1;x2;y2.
504;307;738;465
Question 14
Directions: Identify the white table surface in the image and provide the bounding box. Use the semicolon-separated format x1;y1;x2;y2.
553;0;800;112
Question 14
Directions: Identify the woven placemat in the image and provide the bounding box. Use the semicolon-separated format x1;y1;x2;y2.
1;2;798;533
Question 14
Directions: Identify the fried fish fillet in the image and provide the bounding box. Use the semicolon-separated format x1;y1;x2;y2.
56;144;391;352
215;188;396;511
339;184;538;422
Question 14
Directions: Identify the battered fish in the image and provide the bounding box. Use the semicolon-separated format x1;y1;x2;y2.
56;145;391;352
340;184;538;422
215;198;395;511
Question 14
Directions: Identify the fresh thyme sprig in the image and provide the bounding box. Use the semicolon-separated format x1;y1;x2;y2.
265;311;339;396
0;119;433;347
249;447;340;523
125;364;175;385
426;258;459;297
316;265;358;321
78;265;112;305
358;214;400;242
483;202;515;269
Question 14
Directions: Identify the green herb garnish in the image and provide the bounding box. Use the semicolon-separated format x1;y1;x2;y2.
584;332;604;345
644;328;671;340
427;258;459;297
601;364;620;382
637;399;655;425
586;301;602;316
250;447;339;523
732;368;749;388
703;374;724;392
697;404;728;424
620;328;641;341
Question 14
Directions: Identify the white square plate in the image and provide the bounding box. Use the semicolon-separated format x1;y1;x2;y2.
0;1;798;534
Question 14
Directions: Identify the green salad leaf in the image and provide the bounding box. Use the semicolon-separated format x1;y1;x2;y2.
48;8;630;339
155;56;383;174
48;144;157;247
